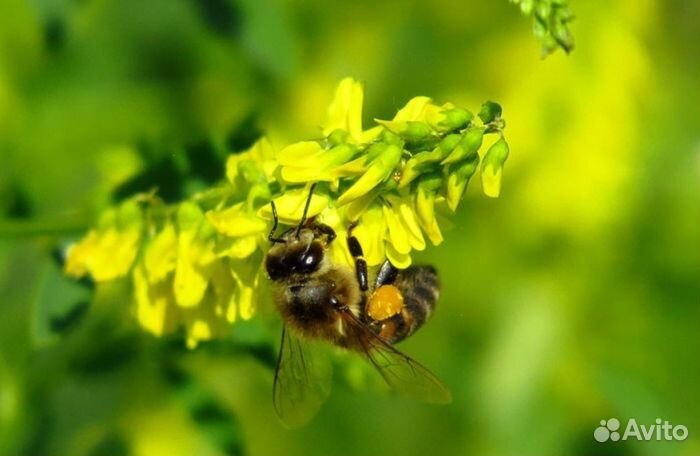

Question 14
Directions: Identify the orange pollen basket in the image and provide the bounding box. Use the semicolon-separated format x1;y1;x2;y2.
366;285;404;321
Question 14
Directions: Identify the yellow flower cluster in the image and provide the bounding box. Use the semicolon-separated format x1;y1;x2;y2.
64;78;509;347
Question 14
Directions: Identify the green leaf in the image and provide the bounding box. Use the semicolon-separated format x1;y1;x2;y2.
32;255;92;348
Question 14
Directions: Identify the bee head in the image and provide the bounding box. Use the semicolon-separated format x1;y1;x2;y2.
265;229;325;281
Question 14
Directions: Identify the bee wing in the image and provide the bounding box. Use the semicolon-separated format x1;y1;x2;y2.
273;327;332;428
344;312;452;404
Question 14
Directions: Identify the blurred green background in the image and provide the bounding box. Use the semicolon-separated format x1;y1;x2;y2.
1;0;698;455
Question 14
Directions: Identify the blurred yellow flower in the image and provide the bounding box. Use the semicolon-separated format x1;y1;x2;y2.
207;202;268;237
173;202;217;308
134;263;178;337
64;200;143;282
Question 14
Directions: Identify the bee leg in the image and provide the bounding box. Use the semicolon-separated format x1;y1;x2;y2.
314;223;337;245
346;225;368;292
375;260;399;287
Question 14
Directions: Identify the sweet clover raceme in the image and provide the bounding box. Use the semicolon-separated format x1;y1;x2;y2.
511;0;575;55
64;78;510;348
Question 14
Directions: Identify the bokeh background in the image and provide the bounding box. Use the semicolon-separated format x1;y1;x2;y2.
1;0;698;455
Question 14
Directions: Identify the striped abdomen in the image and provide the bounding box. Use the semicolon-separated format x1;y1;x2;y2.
374;265;440;344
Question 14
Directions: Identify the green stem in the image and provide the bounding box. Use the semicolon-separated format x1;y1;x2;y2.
0;217;90;238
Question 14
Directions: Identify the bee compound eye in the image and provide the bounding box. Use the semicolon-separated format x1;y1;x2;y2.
298;242;323;273
265;254;286;280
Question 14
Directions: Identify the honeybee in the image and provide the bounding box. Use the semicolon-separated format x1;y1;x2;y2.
265;184;451;427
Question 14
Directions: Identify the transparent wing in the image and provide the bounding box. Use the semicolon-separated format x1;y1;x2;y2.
344;312;452;404
273;327;332;428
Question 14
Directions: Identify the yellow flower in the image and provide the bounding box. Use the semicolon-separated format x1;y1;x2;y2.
323;77;365;143
173;202;217;308
207;202;268;237
229;254;263;321
415;177;444;245
181;293;231;349
277;141;357;185
66;78;510;348
481;136;510;198
391;96;433;122
64;200;143;282
226;137;277;184
445;154;479;211
257;187;329;224
133;263;178;337
144;222;177;283
337;143;402;206
351;205;387;266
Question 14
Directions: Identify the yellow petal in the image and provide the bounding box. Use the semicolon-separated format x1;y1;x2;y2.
144;223;177;283
173;249;212;308
66;200;143;281
480;136;509;198
337;144;401;206
181;291;231;348
352;206;386;266
344;188;379;222
134;264;178;337
415;190;443;245
277;141;324;167
359;126;383;143
174;211;216;307
207;203;267;237
481;165;503;198
214;235;259;259
226;137;277;183
257;188;329;224
396;198;426;251
210;261;235;318
230;257;261;320
323;78;364;143
382;204;411;255
280;166;333;183
64;230;98;278
392;96;432;122
331;155;369;177
385;242;412;269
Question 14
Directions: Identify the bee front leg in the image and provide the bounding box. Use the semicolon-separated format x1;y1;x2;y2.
314;223;337;244
346;224;368;292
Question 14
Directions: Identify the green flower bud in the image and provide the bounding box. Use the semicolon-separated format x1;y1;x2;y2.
280;143;357;183
480;136;510;198
428;107;473;133
445;155;479;211
377;119;433;143
441;127;484;165
478;101;503;124
398;145;446;189
327;128;349;145
415;174;443;245
438;134;462;154
535;2;551;20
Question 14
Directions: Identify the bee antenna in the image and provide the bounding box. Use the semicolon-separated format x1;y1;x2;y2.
296;182;317;237
268;200;285;244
